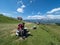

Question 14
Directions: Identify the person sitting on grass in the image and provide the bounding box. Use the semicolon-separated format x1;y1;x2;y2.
16;22;25;39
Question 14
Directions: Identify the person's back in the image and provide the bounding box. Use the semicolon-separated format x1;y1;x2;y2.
17;23;25;36
16;22;26;40
17;24;24;31
16;23;23;36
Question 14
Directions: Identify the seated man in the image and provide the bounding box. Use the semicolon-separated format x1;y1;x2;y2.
16;22;25;37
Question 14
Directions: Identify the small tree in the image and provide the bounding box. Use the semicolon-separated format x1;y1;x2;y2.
17;17;23;20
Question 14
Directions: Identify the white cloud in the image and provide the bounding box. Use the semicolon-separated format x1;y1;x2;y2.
17;0;25;13
26;7;60;20
27;15;46;19
2;13;11;16
17;8;23;13
47;15;60;19
1;12;13;17
27;14;60;20
0;12;18;18
17;0;23;5
47;8;60;13
21;5;26;8
17;0;26;13
17;4;26;13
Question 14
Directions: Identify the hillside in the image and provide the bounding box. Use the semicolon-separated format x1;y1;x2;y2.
0;14;20;23
0;23;60;45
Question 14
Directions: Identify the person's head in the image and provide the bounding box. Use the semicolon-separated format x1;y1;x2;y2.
22;22;25;25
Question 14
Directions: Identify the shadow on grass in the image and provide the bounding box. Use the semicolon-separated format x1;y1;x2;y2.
25;33;33;38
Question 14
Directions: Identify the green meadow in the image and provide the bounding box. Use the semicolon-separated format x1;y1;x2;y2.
0;23;60;45
0;14;60;45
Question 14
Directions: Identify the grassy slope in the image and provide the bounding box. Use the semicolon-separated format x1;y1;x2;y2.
0;14;20;23
0;23;60;45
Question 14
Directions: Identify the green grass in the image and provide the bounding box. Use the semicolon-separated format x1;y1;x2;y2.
0;23;60;45
0;14;20;23
0;14;60;45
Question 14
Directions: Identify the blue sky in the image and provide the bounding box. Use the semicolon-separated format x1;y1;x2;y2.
0;0;60;19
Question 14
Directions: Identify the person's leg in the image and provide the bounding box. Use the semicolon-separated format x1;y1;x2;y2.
19;30;25;39
23;30;26;39
19;30;23;37
16;30;19;36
